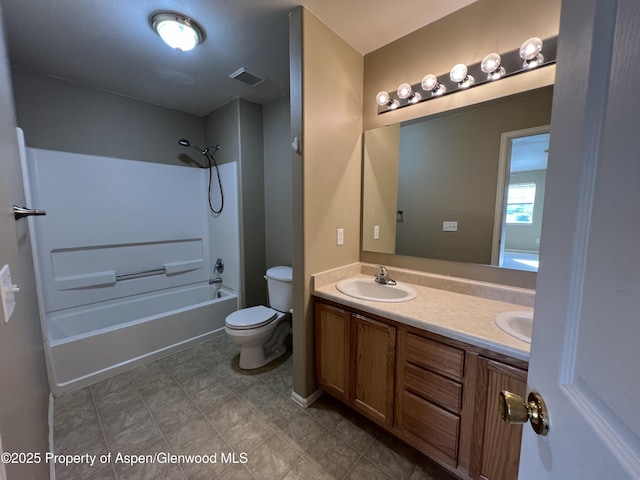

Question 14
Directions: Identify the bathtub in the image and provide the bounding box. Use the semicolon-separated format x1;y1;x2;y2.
46;284;238;395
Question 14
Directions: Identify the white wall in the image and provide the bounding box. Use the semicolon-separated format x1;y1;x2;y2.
207;162;241;295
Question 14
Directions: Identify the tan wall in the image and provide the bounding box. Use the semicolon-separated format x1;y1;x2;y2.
363;0;561;131
362;124;399;253
291;7;364;398
394;89;552;263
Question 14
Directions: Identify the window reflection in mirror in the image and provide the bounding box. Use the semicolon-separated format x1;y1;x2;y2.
362;87;553;272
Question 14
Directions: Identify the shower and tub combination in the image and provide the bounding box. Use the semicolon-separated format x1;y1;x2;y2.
19;129;241;394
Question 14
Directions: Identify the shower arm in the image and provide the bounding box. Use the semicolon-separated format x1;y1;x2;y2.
178;139;220;157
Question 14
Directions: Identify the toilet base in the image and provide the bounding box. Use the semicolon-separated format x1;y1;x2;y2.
231;316;290;370
239;343;287;370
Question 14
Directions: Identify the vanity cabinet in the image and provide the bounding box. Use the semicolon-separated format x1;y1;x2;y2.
315;302;351;402
395;329;465;467
314;301;396;427
314;297;529;480
469;357;527;480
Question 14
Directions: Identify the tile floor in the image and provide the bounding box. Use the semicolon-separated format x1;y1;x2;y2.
53;335;458;480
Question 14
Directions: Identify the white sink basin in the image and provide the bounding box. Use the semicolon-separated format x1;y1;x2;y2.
495;311;534;343
336;278;417;303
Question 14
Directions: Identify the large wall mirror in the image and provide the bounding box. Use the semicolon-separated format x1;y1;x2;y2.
362;86;553;272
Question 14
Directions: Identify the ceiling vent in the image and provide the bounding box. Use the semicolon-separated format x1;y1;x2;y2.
229;67;264;87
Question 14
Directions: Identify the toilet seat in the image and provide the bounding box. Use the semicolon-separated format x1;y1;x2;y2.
225;305;278;330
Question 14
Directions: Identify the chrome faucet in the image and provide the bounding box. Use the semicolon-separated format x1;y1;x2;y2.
375;265;396;285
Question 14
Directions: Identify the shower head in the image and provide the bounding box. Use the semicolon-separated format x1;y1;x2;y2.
178;139;191;147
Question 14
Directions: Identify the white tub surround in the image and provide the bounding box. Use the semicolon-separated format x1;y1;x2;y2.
312;263;533;361
21;147;241;393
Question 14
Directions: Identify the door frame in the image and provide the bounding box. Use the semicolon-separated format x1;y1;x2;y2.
491;125;550;267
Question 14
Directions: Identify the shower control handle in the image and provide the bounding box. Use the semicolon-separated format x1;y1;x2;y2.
214;258;224;274
13;205;47;220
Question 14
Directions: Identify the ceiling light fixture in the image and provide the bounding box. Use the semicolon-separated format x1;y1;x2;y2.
374;36;556;114
151;12;204;52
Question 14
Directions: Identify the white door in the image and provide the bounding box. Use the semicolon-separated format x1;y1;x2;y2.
520;0;640;477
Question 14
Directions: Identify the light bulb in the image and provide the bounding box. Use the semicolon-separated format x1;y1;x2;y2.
389;99;400;110
421;74;446;96
450;64;474;89
520;37;544;68
481;53;501;72
520;37;543;60
408;92;422;104
481;53;505;80
449;64;468;83
421;74;438;91
397;83;413;100
376;91;390;106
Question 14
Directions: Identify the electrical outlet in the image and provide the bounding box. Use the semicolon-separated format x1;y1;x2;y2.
443;221;458;232
374;225;380;240
337;228;344;245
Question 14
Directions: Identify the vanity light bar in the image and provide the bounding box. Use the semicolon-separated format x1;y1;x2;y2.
376;36;557;114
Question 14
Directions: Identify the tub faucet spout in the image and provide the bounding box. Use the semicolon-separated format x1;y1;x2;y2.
209;278;223;285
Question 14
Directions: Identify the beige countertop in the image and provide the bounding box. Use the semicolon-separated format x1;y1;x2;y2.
312;265;533;362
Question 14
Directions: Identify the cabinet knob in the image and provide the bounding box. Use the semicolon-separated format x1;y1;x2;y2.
499;390;549;436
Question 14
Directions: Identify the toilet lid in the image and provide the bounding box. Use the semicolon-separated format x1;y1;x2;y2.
226;306;278;330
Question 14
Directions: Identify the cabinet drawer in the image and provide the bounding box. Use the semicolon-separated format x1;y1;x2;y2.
404;362;462;413
405;333;464;381
397;390;460;465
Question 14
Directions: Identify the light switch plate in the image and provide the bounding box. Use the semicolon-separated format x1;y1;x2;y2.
0;265;19;323
373;225;380;240
337;228;344;245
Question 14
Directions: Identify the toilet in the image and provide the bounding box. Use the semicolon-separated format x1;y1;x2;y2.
225;266;292;369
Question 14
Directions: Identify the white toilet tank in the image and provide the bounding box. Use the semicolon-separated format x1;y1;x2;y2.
266;266;293;313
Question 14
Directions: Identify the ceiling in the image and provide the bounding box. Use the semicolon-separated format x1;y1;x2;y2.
0;0;475;117
511;133;550;173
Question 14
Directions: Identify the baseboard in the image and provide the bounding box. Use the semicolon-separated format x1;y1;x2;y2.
290;388;323;408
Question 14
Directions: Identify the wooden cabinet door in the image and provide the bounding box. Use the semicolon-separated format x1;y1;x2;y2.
477;359;527;480
315;302;351;402
351;314;396;427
